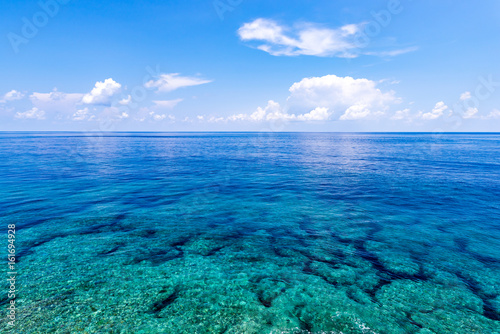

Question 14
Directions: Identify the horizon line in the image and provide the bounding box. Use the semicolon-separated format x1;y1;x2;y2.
0;131;500;134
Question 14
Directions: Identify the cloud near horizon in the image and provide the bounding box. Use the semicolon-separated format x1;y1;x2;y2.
15;107;45;120
482;109;500;120
153;99;184;109
418;101;449;120
289;75;399;120
72;107;95;121
30;91;84;116
5;74;498;127
2;74;208;124
221;75;500;125
221;75;399;123
82;78;122;105
145;73;212;93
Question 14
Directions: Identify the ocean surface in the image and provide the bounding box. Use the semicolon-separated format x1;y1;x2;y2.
1;132;500;333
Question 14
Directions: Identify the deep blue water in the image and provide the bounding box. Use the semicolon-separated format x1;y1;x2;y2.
1;132;500;333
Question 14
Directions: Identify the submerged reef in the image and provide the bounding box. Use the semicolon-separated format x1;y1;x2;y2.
5;203;500;333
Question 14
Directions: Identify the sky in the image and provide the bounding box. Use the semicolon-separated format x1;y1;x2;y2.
1;0;499;132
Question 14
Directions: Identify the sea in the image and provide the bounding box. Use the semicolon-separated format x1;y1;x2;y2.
1;132;499;333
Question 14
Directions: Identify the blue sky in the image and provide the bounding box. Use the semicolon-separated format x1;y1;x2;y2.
1;0;499;132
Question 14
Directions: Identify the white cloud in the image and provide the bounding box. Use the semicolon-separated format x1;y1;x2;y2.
119;95;132;105
72;107;95;121
419;102;448;120
15;107;45;120
150;112;167;121
227;101;331;123
288;75;398;120
253;100;294;121
152;99;183;109
463;107;479;119
149;111;175;121
82;78;122;105
460;91;472;101
391;108;410;120
1;90;24;103
296;107;331;121
238;18;364;57
133;107;175;122
228;100;295;122
30;90;84;112
145;73;212;93
224;75;397;123
206;116;225;123
340;104;373;120
482;109;500;119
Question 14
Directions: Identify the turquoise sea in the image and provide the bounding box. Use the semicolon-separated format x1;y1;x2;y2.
1;132;500;333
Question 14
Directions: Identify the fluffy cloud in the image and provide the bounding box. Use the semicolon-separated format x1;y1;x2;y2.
340;104;373;120
82;78;122;105
391;108;410;120
419;102;448;120
225;75;397;123
204;116;225;123
227;101;331;123
460;91;472;101
15;107;45;120
30;90;84;113
463;107;479;119
238;19;363;57
72;107;95;121
482;109;500;119
152;99;183;109
296;107;330;121
149;111;175;121
288;75;398;120
145;73;212;93
228;100;296;122
119;95;132;105
1;90;24;103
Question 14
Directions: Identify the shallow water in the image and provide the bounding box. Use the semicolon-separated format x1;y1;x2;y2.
1;132;500;333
